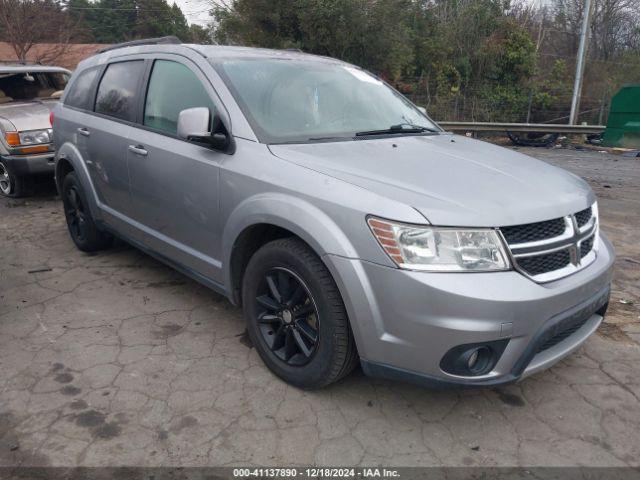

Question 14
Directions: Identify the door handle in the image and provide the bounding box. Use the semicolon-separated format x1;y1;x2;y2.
128;145;148;156
77;127;90;137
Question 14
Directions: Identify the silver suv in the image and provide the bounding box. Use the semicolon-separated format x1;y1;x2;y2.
53;39;615;389
0;62;70;197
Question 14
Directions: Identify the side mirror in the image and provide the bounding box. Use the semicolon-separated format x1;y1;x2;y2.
177;107;210;140
177;107;233;152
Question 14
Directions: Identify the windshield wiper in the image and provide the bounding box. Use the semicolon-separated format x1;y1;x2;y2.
355;123;437;137
307;136;352;141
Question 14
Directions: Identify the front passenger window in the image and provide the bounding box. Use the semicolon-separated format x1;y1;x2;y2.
144;60;216;136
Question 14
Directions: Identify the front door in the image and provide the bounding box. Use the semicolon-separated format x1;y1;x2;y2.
126;58;225;282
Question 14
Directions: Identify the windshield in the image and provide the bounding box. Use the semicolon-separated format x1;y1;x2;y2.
0;71;69;102
214;58;439;144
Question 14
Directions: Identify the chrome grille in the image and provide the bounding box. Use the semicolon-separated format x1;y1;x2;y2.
499;204;598;283
517;249;571;276
575;207;592;228
500;218;566;244
580;234;595;258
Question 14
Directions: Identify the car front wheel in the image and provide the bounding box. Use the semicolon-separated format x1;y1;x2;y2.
0;160;28;198
242;237;358;389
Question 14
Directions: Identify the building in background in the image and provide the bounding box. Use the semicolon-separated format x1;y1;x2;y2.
0;42;108;70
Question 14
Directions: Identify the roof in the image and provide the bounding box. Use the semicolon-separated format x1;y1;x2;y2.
188;45;344;63
73;43;348;72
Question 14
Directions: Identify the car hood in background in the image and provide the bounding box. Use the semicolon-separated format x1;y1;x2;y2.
0;100;57;132
268;134;594;227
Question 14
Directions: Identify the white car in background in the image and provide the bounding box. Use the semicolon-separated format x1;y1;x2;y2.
0;62;70;197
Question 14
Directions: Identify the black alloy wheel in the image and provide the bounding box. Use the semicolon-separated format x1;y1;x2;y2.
64;184;88;244
61;172;112;252
242;237;358;389
254;267;320;366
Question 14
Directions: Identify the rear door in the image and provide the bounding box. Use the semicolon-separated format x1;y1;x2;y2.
59;65;101;178
126;57;225;281
85;60;146;217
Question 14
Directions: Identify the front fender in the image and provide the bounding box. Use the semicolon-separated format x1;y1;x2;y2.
222;192;359;285
55;142;101;220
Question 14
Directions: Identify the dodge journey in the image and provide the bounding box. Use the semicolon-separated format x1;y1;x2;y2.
52;38;614;389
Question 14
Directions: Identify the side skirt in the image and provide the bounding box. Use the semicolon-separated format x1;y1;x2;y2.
98;221;230;299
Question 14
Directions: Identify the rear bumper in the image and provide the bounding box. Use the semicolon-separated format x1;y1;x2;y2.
325;233;615;388
1;152;55;176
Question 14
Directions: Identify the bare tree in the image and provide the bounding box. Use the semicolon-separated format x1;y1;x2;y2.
0;0;80;63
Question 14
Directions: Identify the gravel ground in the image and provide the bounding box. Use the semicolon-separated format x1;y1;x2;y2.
0;146;639;468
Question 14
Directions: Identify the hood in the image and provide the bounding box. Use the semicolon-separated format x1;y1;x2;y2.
0;100;56;132
268;134;594;227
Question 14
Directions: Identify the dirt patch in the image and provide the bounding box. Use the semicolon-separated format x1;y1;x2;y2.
60;385;82;396
75;410;106;428
73;410;124;440
153;323;184;339
169;416;198;435
494;390;526;407
53;372;73;384
0;411;51;466
597;322;634;343
69;400;88;410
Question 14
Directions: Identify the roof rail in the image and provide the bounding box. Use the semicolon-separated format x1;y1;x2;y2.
98;36;181;54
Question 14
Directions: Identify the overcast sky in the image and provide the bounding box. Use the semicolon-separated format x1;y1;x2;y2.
173;0;212;26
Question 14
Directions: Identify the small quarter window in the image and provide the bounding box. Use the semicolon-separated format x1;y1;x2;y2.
144;60;215;135
95;61;145;122
64;67;98;110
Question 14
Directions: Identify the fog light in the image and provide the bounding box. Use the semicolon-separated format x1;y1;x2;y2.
468;349;479;369
465;346;491;374
440;340;509;377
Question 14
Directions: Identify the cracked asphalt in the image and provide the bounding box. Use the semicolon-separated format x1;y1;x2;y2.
0;146;639;468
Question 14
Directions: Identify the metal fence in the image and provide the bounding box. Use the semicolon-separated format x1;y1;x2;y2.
402;80;610;126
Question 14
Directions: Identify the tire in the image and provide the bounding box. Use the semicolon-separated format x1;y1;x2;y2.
507;131;559;147
242;237;358;389
0;160;29;198
61;172;112;252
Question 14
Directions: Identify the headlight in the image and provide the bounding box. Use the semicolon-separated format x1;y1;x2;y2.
18;129;52;145
368;217;511;272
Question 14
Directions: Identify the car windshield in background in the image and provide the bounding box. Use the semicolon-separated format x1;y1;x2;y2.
0;71;69;101
214;58;439;144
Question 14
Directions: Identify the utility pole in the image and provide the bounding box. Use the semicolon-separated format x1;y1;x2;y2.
569;0;593;125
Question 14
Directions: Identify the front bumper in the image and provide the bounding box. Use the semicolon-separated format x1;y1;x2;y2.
1;152;55;176
325;233;615;388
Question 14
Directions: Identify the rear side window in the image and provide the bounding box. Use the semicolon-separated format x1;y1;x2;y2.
144;60;215;135
95;61;145;122
64;67;99;109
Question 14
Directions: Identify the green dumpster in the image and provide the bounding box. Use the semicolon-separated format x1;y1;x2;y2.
603;85;640;148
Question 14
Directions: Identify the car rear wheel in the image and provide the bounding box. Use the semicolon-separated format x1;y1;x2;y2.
61;172;112;252
0;160;28;198
242;237;358;389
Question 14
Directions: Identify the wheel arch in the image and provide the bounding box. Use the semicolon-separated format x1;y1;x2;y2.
223;193;359;306
55;142;101;219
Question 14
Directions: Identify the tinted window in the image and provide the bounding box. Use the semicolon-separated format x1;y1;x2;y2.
65;67;98;109
144;60;215;135
95;61;145;121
